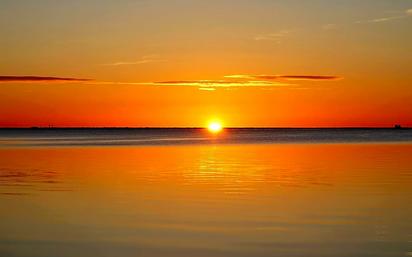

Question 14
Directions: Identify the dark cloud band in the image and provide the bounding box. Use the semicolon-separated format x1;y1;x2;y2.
0;76;92;83
0;73;342;90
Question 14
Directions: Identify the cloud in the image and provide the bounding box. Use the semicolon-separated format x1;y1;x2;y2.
0;76;92;83
225;74;343;81
119;79;293;89
254;30;291;43
1;73;340;90
103;55;167;66
356;8;412;24
95;73;341;90
103;60;165;66
356;15;405;24
199;87;216;91
322;24;338;30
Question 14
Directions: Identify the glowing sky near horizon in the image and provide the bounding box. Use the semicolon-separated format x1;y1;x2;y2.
0;0;411;127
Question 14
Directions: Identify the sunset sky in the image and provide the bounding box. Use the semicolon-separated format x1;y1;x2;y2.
1;0;411;127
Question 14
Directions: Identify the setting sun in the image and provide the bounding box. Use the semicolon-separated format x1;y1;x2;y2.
208;122;223;133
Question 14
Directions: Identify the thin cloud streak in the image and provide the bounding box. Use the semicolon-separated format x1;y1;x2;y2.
322;24;338;30
102;59;166;66
199;87;216;91
254;30;291;43
0;76;92;83
356;15;406;24
153;80;292;87
356;8;412;24
225;75;343;81
103;55;167;66
93;80;294;89
324;8;412;29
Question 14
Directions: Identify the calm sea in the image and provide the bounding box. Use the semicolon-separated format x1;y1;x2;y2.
0;129;411;257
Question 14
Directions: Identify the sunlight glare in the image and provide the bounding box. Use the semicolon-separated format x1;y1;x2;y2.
208;122;223;133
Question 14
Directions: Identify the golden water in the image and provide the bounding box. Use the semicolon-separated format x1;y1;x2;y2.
0;143;411;256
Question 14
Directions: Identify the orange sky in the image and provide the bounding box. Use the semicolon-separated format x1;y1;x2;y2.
0;0;411;127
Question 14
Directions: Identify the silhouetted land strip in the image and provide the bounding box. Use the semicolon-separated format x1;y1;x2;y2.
0;127;410;130
1;127;412;147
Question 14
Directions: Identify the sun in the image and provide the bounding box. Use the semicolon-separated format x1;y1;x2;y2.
208;122;223;134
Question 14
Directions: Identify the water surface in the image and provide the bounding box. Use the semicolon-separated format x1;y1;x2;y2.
0;129;411;257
